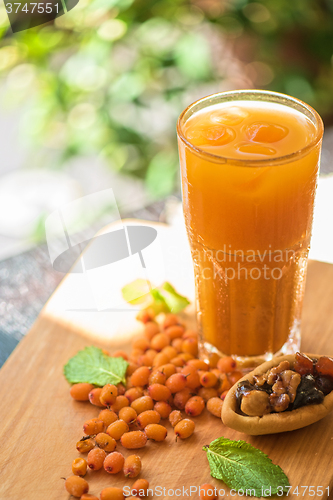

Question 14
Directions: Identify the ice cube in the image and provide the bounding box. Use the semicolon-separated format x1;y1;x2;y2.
211;106;249;126
186;125;235;147
235;142;276;156
245;122;289;143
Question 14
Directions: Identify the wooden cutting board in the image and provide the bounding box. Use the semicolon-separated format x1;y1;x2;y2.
1;220;333;500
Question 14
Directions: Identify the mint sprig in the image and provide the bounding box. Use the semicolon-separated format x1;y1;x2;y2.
158;282;190;313
121;280;190;314
203;437;289;498
64;346;128;386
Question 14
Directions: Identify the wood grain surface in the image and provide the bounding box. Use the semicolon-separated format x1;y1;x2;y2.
1;260;333;500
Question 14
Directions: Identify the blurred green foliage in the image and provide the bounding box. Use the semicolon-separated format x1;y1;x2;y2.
0;0;332;197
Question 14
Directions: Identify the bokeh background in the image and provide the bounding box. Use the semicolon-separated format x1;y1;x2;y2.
0;0;333;257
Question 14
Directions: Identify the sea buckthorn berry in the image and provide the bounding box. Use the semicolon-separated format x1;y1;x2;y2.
151;333;170;351
81;494;99;500
125;387;144;404
137;410;161;429
179;353;195;363
110;395;129;413
103;451;125;474
88;388;105;407
100;384;118;406
181;338;198;357
76;437;95;453
123;454;142;478
83;418;104;436
87;448;107;470
130;366;151;387
187;359;209;370
208;352;220;369
70;383;95;401
132;336;151;352
211;368;221;379
144;321;160;340
173;387;193;410
131;478;150;497
182;329;198;339
218;373;231;394
149;370;167;385
106;419;129;440
138;349;157;367
169;410;182;427
131;395;154;414
167;394;174;406
217;356;237;373
119;406;137;425
72;457;87;476
228;371;243;386
207;397;223;418
200;483;218;500
163;313;180;329
121;430;147;449
137;309;154;323
161;345;178;360
100;487;125;500
171;338;183;352
98;409;118;427
200;371;218;388
165;325;185;339
145;423;167;441
65;476;89;497
127;362;140;377
95;433;117;452
155;363;177;378
146;348;159;359
220;390;229;401
198;387;218;402
130;349;144;364
170;356;186;367
126;378;134;390
117;383;126;395
152;352;170;368
112;350;129;360
154;401;172;419
166;373;187;393
181;365;201;390
185;396;205;417
148;383;171;401
174;418;195;439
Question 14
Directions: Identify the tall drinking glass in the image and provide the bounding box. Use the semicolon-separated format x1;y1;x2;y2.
177;90;323;364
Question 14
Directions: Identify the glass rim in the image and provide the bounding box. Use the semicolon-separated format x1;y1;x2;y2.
177;89;324;167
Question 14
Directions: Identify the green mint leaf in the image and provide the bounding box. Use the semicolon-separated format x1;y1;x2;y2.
121;278;151;305
64;346;128;386
149;288;171;314
158;282;190;313
122;280;190;314
203;437;290;498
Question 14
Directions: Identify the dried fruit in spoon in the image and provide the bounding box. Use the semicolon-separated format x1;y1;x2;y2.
222;353;333;435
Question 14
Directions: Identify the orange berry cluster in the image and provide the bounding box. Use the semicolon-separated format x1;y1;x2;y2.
65;313;242;499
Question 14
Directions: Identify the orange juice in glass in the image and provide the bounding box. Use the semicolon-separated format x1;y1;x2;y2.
177;90;323;362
